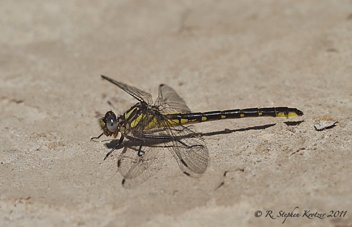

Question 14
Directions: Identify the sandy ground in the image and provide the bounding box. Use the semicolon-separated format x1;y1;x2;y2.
1;1;352;226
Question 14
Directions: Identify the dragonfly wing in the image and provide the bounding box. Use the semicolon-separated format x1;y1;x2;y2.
155;116;209;177
170;127;209;177
155;84;191;113
117;140;165;188
101;75;153;104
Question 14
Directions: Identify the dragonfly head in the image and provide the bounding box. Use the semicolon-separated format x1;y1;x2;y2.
100;111;120;138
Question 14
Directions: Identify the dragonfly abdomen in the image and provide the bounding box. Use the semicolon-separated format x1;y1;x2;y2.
166;107;303;126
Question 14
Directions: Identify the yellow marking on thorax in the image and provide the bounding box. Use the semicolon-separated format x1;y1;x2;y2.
202;117;207;121
124;107;138;120
131;113;155;129
258;112;263;116
143;117;159;130
221;115;226;119
130;114;144;128
240;114;245;118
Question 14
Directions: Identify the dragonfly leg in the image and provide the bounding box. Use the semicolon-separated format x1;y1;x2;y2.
137;140;145;157
126;136;145;157
90;132;104;141
104;135;124;160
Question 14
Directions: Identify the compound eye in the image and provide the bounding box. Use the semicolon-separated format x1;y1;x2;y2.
106;115;118;132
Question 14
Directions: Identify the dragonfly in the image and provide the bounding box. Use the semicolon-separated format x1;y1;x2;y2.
92;75;303;187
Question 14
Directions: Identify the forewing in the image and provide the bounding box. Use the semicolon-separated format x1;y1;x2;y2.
101;75;153;104
155;84;191;113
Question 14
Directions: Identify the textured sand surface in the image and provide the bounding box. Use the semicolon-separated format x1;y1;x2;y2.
1;1;351;226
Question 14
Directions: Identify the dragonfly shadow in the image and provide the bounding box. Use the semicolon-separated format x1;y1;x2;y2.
201;123;277;137
283;120;304;126
103;122;296;148
104;136;170;150
105;139;133;150
201;120;304;137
